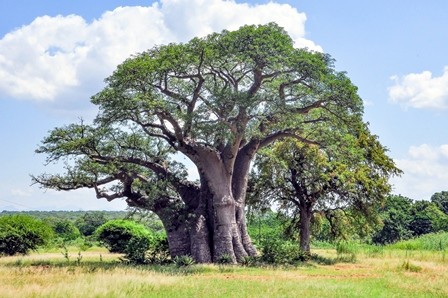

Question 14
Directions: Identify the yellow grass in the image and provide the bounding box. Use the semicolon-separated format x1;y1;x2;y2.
1;248;447;297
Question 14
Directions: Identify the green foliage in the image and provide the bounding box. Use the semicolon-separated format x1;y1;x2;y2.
75;211;108;236
250;124;400;252
372;195;413;244
260;239;308;265
95;219;152;253
247;210;289;247
409;200;448;236
239;255;259;267
373;195;448;244
431;191;448;215
95;219;169;264
50;219;81;241
123;236;151;264
215;254;234;265
145;232;170;264
0;215;53;255
173;255;195;267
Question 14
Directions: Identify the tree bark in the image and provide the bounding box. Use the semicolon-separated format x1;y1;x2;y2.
299;206;313;253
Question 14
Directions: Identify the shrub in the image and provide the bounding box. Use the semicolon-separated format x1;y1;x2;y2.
95;219;152;253
0;215;53;255
123;236;151;264
260;239;307;265
145;232;170;264
95;219;169;264
173;255;195;267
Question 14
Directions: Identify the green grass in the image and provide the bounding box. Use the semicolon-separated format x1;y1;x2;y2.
388;232;448;251
1;245;448;297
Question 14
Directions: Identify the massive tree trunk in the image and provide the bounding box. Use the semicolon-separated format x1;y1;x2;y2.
189;147;257;263
202;168;248;263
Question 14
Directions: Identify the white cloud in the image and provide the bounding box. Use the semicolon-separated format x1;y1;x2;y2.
0;0;320;111
388;67;448;109
391;144;448;200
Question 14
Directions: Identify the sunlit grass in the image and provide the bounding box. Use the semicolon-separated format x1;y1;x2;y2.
1;246;448;297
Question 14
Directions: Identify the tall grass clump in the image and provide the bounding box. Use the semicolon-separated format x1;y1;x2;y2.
335;241;358;262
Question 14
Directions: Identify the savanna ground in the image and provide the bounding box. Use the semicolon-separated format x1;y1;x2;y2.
1;245;447;298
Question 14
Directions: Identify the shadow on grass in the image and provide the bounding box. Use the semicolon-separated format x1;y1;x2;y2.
2;252;355;276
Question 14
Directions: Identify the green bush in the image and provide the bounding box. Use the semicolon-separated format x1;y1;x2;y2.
145;232;170;264
95;219;169;264
0;215;53;255
260;239;307;265
95;219;152;253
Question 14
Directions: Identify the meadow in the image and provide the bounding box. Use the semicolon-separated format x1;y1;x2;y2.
1;239;448;298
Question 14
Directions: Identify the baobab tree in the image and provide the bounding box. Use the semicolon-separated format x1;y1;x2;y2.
34;23;368;263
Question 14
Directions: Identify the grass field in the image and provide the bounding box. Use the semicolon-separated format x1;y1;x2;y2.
1;246;447;298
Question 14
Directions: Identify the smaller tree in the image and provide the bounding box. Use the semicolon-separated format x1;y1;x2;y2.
251;125;400;253
371;195;413;244
431;191;448;215
409;200;448;236
0;215;53;255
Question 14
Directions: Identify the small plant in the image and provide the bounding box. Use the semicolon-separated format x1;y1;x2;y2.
76;251;83;265
173;255;195;267
216;253;234;265
401;260;422;272
239;255;258;267
61;245;70;263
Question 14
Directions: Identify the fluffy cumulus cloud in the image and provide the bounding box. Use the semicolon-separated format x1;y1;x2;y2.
0;0;320;109
391;144;448;200
388;67;448;109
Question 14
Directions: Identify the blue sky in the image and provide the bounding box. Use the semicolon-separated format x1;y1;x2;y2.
1;0;447;211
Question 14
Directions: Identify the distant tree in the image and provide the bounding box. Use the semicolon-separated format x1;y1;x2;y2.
431;191;448;215
75;211;108;236
0;215;53;255
51;219;81;241
372;195;413;244
409;200;448;236
251;124;400;253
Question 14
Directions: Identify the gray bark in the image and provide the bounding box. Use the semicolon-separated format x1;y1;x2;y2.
299;206;312;253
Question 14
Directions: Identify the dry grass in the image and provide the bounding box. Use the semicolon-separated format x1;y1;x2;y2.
1;248;447;297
